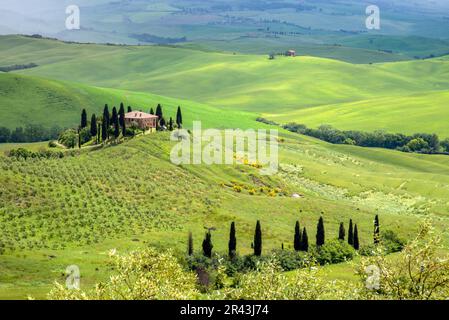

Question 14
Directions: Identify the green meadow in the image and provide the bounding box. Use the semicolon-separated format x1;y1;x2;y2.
2;35;449;137
1;34;449;299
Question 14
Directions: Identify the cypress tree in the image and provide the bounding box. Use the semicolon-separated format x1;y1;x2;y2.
353;224;360;250
81;109;88;128
90;114;97;138
188;232;193;256
176;106;183;128
97;123;101;144
254;220;262;256
119;104;125;127
300;227;309;252
103;104;110;138
111;107;118;127
294;221;302;251
156;104;163;119
348;219;354;246
338;222;345;241
374;215;380;244
150;108;154;115
228;222;237;258
316;216;325;247
127;106;132;113
202;232;213;258
169;117;174;131
159;117;166;129
101;118;108;142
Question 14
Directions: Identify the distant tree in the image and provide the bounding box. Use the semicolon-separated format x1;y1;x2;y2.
0;127;11;143
188;232;193;256
90;114;97;138
79;127;91;145
111;107;118;127
81;109;88;128
339;222;345;241
294;221;302;251
97;123;101;144
300;227;309;252
127;106;132;113
156;104;163;119
202;232;213;258
254;221;262;256
348;219;354;246
169;117;174;131
101;119;108;143
59;129;77;149
316;216;325;247
119;104;125;126
150;108;154;115
353;224;360;250
103;104;110;138
228;222;237;258
374;215;380;245
176;106;183;128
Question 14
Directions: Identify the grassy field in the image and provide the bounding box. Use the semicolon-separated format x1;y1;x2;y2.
2;35;449;137
1;34;449;300
0;72;257;130
1;129;449;299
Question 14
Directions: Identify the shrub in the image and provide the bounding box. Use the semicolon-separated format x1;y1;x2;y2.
381;229;405;253
316;239;355;265
58;129;77;149
270;249;308;271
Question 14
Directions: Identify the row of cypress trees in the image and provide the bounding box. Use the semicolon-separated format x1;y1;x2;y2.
79;103;184;144
192;215;381;258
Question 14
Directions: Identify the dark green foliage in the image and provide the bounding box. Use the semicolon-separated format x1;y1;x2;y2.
90;114;97;138
374;215;380;244
114;120;120;139
8;148;64;159
283;123;442;154
119;104;125;128
79;127;91;145
348;219;354;246
159;117;166;129
169;117;174;131
353;224;360;250
81;109;88;128
101;118;108;142
381;229;405;253
103;104;110;138
316;216;325;247
59;129;78;149
0;125;61;143
294;221;302;251
228;222;237;258
156;104;163;119
202;232;213;258
315;239;355;265
339;222;345;241
300;227;309;252
176;106;183;128
150;108;154;115
127;106;132;113
254;220;262;256
270;249;307;271
188;232;194;256
111;107;118;127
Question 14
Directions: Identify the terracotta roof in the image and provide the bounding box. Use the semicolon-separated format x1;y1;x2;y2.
125;111;158;119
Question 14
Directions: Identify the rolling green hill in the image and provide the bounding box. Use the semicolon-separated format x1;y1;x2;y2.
265;90;449;138
0;72;257;130
2;129;449;299
2;35;449;137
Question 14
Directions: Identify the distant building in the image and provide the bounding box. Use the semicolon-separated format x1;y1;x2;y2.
125;111;158;131
286;50;296;57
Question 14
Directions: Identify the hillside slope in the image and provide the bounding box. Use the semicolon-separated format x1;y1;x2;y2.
2;36;449;138
0;72;257;130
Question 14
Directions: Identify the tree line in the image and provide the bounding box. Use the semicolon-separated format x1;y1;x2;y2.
192;215;382;259
281;123;449;154
0;125;62;143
